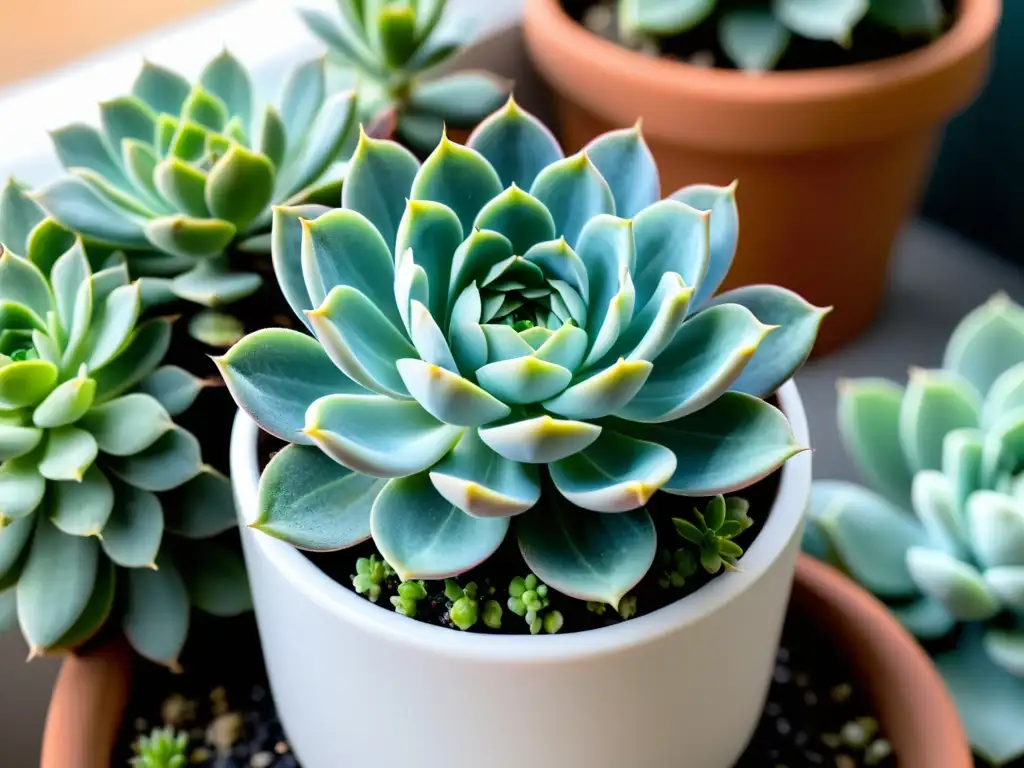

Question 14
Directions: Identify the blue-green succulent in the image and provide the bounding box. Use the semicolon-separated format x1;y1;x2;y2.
299;0;511;151
218;97;825;612
31;51;362;343
0;208;250;668
614;0;946;72
806;294;1024;765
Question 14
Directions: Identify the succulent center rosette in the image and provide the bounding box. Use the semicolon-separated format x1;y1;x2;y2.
219;97;826;608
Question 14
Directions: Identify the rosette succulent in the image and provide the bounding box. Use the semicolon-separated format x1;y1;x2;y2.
613;0;946;71
0;220;249;668
32;51;362;342
218;97;826;611
299;0;511;150
806;294;1024;765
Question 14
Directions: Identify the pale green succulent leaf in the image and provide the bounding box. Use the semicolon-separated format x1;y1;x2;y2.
467;96;564;190
944;293;1024;400
941;427;983;521
983;628;1024;678
394;247;430;336
0;589;14;633
97;480;163;568
412;136;503;236
258;106;287;170
199;49;253;132
480;323;534;363
615;392;801;495
99;96;156;158
80;281;141;370
169;259;261;308
983;408;1024;489
547;358;653;420
375;3;418;67
984;567;1024;611
91;260;131;302
91;317;172;402
216;327;367;444
144;215;236;259
621;0;716;35
0;516;33;585
910;470;968;559
529;152;614;250
550;430;676;512
168;120;207;161
121;140;166;213
808;480;924;598
478;415;601;464
396;200;463;321
132;60;190;116
524;240;589;306
576;214;634;357
0;179;47;254
888;596;956;640
153;158;210;218
38;426;98;481
669;183;738;310
17;515;100;650
837;377;914;508
967;490;1024;569
719;8;793;71
0;457;45;521
0;303;45;337
773;0;869;44
187;308;242;346
45;556;115;653
371;472;509;580
906;546;1000;621
396;112;446;153
0;359;57;409
279;56;327;156
0;425;44;462
50;465;114;536
137;366;205;417
305;393;463;477
301;209;401;327
48;124;130;192
899;369;980;472
448;284;488;374
935;627;1024;765
32;374;96;429
49;238;89;331
0;251;53;322
123;552;189;668
606;272;692;365
397;358;510;426
181;85;228;131
298;6;380;73
257;443;382;550
532;321;589;372
270;204;329;330
72;167;156;219
408;71;511;128
342;133;420;255
448;230;515;311
476;355;571;405
60;277;93;372
708;285;828;398
584;124;659;220
106;426;202;492
25;219;78;278
631;202;706;311
983;361;1024;428
518;496;655;608
78;392;172;456
180;539;251;616
150;469;230;542
473;185;555;258
277;90;356;200
615;304;770;422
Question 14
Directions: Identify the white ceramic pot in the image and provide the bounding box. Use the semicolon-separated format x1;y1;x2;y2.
231;382;811;768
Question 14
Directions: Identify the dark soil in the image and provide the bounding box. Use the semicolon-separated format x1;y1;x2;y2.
562;0;957;72
112;609;905;767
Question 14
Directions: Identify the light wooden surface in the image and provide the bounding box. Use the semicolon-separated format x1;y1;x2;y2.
0;0;231;86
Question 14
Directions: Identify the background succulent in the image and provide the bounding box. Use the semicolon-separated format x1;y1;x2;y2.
805;294;1024;765
31;51;362;345
0;221;250;668
132;726;188;768
299;0;511;151
613;0;946;71
218;96;825;613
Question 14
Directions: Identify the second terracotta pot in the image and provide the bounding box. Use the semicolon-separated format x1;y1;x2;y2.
523;0;1000;355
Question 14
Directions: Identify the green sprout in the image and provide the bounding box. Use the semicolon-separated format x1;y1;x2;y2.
351;554;395;602
390;580;428;617
132;726;188;768
672;495;749;574
586;601;606;616
508;574;563;634
656;547;700;589
618;595;638;620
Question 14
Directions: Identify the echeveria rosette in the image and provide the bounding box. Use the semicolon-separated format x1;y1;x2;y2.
0;234;249;669
805;294;1024;765
617;0;945;72
218;97;825;611
299;0;511;151
32;52;361;342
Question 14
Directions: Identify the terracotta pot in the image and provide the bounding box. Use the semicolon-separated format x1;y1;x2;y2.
37;558;968;767
523;0;1001;355
40;636;132;768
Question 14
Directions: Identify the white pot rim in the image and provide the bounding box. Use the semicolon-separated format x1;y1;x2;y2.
231;381;811;664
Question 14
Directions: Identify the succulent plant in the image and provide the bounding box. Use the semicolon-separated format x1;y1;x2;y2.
0;218;249;668
390;578;428;616
31;51;364;343
299;0;511;151
614;0;946;71
133;726;189;768
672;494;749;574
508;573;562;634
352;553;396;601
806;294;1024;765
218;96;825;614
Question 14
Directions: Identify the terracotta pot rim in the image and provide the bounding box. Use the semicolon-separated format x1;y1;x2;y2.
527;0;999;103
